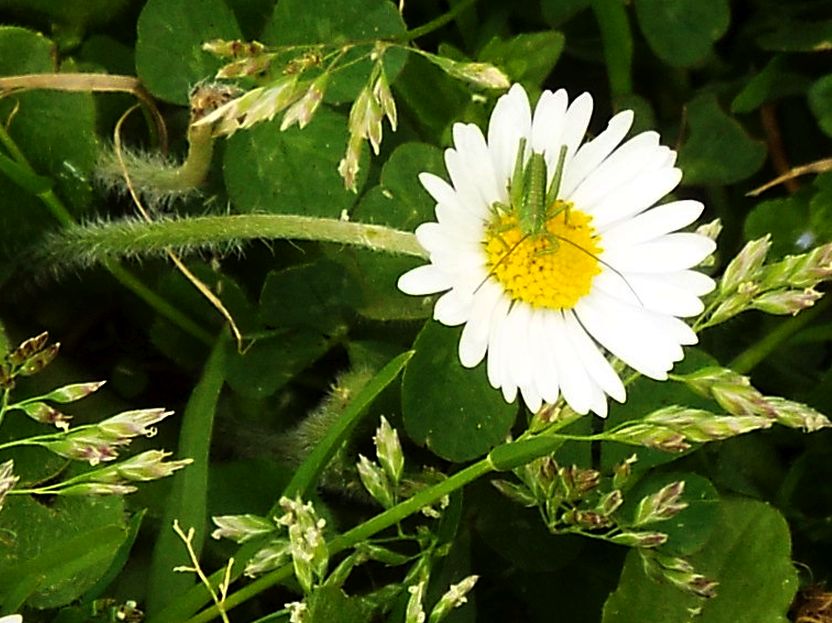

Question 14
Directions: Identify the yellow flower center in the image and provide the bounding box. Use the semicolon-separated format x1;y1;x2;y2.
483;202;603;309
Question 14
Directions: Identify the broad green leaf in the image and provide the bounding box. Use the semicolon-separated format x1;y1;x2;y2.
602;498;797;623
222;329;333;399
342;142;444;321
601;349;719;470
135;0;242;105
757;19;832;52
224;0;274;39
809;74;832;136
259;260;362;331
392;53;471;145
80;509;146;603
711;435;786;500
0;0;129;40
0;27;98;214
0;496;126;609
745;174;832;257
146;338;225;615
207;459;293;517
634;0;730;67
262;0;407;103
731;56;809;114
613;93;656;133
353;142;444;230
472;481;584;572
78;34;134;74
0;25;52;73
307;585;371;623
402;322;517;462
744;191;816;258
621;472;719;556
478;32;566;88
678;93;766;186
541;0;591;26
224;107;365;217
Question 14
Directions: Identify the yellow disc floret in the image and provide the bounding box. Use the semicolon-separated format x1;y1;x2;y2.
483;201;602;309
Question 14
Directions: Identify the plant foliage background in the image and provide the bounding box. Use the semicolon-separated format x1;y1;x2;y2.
0;0;830;622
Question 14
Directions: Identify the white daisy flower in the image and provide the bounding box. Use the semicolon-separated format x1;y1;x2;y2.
397;84;716;417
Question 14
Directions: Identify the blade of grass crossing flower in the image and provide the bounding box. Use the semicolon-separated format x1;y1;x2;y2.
146;336;226;615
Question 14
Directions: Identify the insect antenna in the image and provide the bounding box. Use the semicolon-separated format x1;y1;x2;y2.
551;234;644;307
473;233;531;294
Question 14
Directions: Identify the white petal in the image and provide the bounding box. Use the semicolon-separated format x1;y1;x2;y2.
568;134;665;208
435;201;484;239
590;167;683;229
558;92;594;164
561;109;634;197
494;305;519;404
501;380;518;404
397;264;452;295
603;233;717;273
672;269;717;296
587;382;611;417
486;295;512;389
414;222;477;255
592;270;706;317
531;89;568;154
488;84;531;185
575;291;684;379
419;172;460;210
530;308;560;404
520;383;543;414
600;200;705;248
458;279;503;367
434;289;472;326
453;123;502;205
505;304;534;392
549;311;593;415
564;311;626;403
445;148;490;218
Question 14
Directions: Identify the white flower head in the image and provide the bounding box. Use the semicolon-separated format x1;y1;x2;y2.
398;84;716;417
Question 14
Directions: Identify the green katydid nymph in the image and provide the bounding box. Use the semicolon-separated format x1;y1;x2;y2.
481;138;640;309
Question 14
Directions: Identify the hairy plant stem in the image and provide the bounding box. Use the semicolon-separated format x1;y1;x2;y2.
39;214;427;271
0;124;212;344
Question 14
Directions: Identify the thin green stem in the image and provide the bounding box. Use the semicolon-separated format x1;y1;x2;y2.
397;0;478;41
182;459;494;623
0;386;10;429
0;121;28;164
728;295;832;373
178;425;590;623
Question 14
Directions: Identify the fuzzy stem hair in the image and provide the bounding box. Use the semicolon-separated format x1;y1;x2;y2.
36;213;427;274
